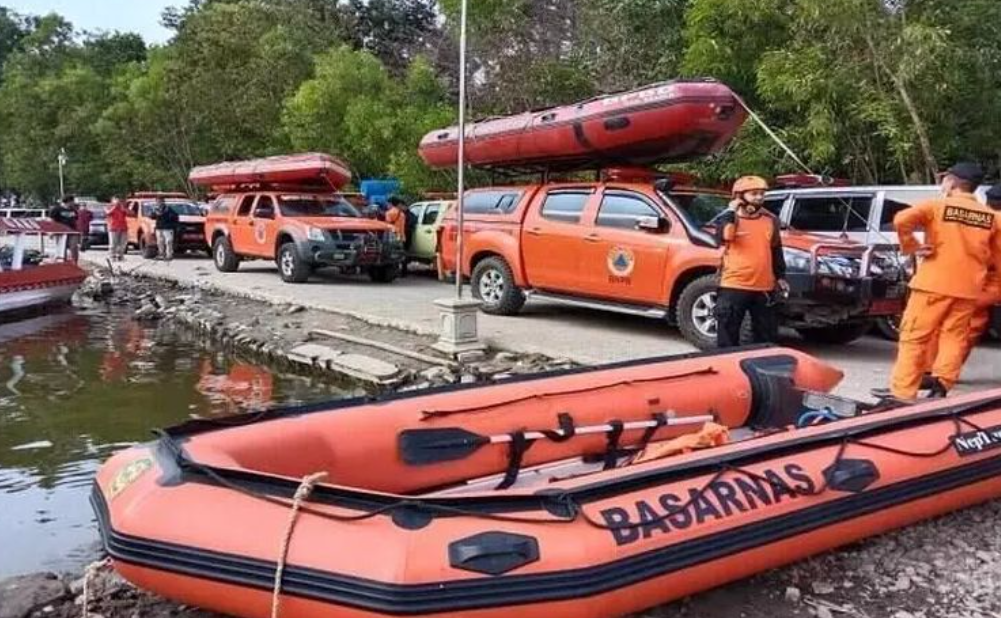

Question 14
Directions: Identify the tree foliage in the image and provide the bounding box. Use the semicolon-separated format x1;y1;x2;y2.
0;0;998;203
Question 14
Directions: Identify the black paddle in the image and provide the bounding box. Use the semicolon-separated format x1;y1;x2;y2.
399;414;716;466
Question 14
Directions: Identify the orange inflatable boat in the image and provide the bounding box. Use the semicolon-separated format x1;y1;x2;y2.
92;347;1001;618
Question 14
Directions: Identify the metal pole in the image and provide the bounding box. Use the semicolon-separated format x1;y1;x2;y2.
453;0;468;299
58;148;66;199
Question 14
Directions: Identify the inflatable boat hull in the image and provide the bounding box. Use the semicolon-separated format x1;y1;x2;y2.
418;79;747;170
92;347;1001;618
189;153;352;190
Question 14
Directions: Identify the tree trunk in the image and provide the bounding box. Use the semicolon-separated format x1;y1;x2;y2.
865;33;939;182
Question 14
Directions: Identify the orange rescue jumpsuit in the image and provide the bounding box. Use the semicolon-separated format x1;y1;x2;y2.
891;193;1001;399
924;271;999;369
385;207;407;243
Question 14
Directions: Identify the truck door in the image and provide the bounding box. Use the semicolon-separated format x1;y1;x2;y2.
230;194;258;252
522;189;595;292
579;189;670;304
248;195;278;257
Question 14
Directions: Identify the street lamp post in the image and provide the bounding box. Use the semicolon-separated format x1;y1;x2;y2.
433;0;485;358
57;148;67;199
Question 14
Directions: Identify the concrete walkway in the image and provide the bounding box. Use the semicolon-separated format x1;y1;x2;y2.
82;250;1001;400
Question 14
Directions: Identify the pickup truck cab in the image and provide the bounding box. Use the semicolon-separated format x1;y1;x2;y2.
126;192;208;258
407;200;454;267
440;171;905;348
205;189;405;283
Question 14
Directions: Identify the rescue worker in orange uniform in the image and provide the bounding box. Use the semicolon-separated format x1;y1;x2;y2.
922;184;1001;374
714;176;789;349
890;163;1001;400
385;196;408;241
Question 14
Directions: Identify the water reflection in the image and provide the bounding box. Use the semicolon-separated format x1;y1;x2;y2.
0;307;356;577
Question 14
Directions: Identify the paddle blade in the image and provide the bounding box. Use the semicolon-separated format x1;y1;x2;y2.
399;427;489;465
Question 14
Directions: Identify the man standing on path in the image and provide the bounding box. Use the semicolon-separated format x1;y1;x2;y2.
713;176;789;349
107;197;129;261
152;197;179;261
890;163;1001;400
385;196;410;277
49;196;80;261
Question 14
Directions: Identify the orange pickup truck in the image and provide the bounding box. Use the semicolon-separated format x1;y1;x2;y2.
439;170;906;348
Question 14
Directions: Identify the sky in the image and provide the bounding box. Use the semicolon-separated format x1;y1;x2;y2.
3;0;179;44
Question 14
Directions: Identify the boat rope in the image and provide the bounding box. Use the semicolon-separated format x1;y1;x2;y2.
419;367;717;420
156;403;992;537
733;94;813;175
80;557;111;618
271;471;328;618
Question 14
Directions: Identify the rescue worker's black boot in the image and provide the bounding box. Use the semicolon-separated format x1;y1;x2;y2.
924;377;948;399
919;373;937;391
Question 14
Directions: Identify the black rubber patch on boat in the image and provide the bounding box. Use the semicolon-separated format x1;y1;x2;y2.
535;489;576;519
604;116;631;131
391;505;433;530
952;425;1001;457
823;459;879;493
449;531;540;576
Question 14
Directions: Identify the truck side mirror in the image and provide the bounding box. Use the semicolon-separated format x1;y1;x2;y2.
636;215;668;233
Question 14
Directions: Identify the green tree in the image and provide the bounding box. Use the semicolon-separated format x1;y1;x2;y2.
283;47;453;193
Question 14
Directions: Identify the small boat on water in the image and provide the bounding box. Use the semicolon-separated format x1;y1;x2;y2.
418;78;747;171
92;346;1001;618
0;218;87;318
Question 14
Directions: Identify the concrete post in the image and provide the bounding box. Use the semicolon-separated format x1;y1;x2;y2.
433;297;486;356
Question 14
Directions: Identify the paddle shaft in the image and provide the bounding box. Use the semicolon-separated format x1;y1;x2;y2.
486;414;717;444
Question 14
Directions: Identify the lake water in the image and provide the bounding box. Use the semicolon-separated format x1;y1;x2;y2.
0;306;358;577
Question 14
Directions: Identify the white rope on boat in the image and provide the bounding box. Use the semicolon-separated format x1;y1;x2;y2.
271;471;328;618
80;557;111;618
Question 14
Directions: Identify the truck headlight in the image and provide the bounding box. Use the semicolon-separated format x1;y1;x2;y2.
783;247;812;273
306;227;325;242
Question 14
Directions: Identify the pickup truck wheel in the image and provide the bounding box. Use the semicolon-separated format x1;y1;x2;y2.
797;321;873;345
872;315;900;341
139;234;157;259
472;257;525;315
278;242;311;283
368;264;399;283
677;275;752;350
213;236;241;272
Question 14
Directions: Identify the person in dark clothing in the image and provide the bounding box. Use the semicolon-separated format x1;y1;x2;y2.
48;195;79;230
49;196;81;260
152;198;180;261
713;176;789;349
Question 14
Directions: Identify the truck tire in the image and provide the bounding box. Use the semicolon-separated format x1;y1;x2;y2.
471;257;525;315
676;275;752;350
368;264;399;283
872;316;900;341
797;321;873;345
139;234;157;259
277;243;311;283
213;236;241;273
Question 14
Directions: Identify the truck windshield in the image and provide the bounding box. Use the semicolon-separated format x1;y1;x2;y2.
279;196;360;218
670;192;732;228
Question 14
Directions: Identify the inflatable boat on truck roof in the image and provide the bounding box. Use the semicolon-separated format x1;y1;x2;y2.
419;78;747;171
92;345;1001;618
191;153;405;284
189;153;352;191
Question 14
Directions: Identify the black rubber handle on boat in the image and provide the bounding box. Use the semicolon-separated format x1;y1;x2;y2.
399;427;491;465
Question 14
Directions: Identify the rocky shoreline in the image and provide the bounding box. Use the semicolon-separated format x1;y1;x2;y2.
4;267;1000;618
74;266;577;390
